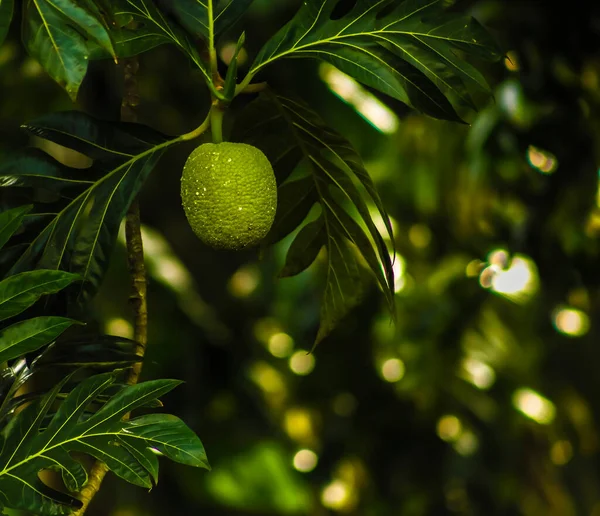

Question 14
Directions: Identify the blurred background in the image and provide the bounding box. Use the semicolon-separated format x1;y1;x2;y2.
1;0;600;514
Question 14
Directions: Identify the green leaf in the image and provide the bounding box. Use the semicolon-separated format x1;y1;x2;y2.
223;31;246;101
232;95;303;185
3;112;171;304
279;217;324;277
235;91;395;345
0;270;80;322
0;0;13;47
0;205;32;252
21;0;116;100
90;0;214;91
21;110;168;159
264;176;316;246
0;316;78;363
0;373;209;514
0;148;94;195
247;0;502;120
44;0;115;58
31;334;141;369
122;413;210;468
314;211;367;346
166;0;255;39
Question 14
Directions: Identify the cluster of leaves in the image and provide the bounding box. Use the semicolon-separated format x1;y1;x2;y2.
0;0;500;513
0;0;501;344
0;371;208;514
0;207;209;514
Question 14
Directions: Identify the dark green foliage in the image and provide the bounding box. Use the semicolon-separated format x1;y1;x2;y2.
2;112;169;305
0;0;503;514
248;0;501;120
0;372;209;515
234;91;396;344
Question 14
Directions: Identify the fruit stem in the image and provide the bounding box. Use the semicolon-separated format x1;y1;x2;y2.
210;102;225;143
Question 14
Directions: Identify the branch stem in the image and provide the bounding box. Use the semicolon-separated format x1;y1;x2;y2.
74;56;149;516
179;110;212;142
210;102;224;143
124;198;148;386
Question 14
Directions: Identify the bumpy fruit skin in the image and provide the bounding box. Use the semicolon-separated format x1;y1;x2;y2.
180;142;277;250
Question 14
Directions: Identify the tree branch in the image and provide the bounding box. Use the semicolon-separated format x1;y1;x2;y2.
74;56;147;515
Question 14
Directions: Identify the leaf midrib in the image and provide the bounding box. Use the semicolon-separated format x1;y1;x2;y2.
251;12;490;77
11;141;167;277
0;422;197;477
32;0;65;70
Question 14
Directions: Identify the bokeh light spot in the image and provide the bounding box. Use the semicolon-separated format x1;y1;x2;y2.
321;480;351;510
460;357;495;390
105;317;133;339
284;408;315;443
527;145;558;174
513;388;556;424
289;351;315;375
380;358;405;382
454;431;479;456
228;264;260;298
408;224;432;249
219;41;248;66
293;449;318;472
553;307;590;337
268;332;294;358
550;440;573;465
248;362;286;398
479;252;538;303
437;415;462;442
253;318;281;344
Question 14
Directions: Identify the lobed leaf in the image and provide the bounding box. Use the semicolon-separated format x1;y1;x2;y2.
3;112;170;305
247;0;502;120
0;373;209;514
89;0;214;89
235;91;395;345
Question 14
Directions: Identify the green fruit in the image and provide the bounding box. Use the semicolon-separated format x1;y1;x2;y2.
180;142;277;250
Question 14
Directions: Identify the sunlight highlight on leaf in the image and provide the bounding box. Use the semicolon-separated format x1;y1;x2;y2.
320;63;399;134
